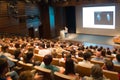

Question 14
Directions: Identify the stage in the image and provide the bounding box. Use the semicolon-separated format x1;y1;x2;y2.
63;33;120;50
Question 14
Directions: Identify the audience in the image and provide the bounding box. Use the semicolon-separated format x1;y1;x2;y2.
0;35;120;80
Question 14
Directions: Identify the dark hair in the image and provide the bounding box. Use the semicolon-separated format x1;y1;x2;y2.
1;45;8;52
0;58;8;75
91;64;103;79
101;49;106;57
43;54;52;65
18;71;34;80
83;52;91;61
65;58;75;75
116;54;120;62
105;59;114;71
46;42;50;48
14;49;21;60
24;51;33;63
78;51;84;57
106;50;112;55
15;43;20;48
66;53;71;59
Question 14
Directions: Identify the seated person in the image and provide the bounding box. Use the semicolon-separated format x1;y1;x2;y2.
91;48;105;62
40;54;64;73
102;59;114;71
78;51;94;67
23;51;34;64
65;58;80;80
18;70;43;80
14;49;21;60
112;54;120;65
83;64;110;80
0;58;19;80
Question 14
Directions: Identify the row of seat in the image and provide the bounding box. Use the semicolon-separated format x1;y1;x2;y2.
34;54;120;73
17;61;119;80
9;57;120;80
11;59;75;80
75;64;119;80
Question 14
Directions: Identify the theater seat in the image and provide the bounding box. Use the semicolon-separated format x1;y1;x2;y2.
103;70;119;80
90;60;104;67
17;61;33;71
34;66;52;80
114;64;120;73
54;72;74;80
75;64;91;77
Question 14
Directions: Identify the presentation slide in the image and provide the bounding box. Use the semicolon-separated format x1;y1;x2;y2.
82;6;115;29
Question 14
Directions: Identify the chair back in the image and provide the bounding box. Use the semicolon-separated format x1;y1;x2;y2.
114;64;120;73
75;64;91;77
17;61;33;72
34;66;52;80
51;58;59;66
54;72;74;80
34;54;43;62
103;70;119;80
90;60;104;67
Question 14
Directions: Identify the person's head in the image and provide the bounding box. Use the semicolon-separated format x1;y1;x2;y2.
95;50;101;58
23;51;33;63
65;58;75;75
15;43;20;48
0;58;9;76
116;54;120;62
1;45;8;52
65;52;71;59
18;71;34;80
83;52;91;61
43;54;52;65
104;59;114;71
14;49;21;59
91;64;103;79
101;49;106;57
78;51;84;57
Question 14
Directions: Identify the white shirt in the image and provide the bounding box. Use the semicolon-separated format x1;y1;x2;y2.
78;60;94;67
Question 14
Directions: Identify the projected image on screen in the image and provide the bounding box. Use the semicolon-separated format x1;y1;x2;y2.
82;6;115;29
94;11;113;25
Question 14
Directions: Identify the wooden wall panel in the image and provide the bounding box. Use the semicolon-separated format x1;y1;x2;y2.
0;1;27;36
0;1;8;16
17;2;25;15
